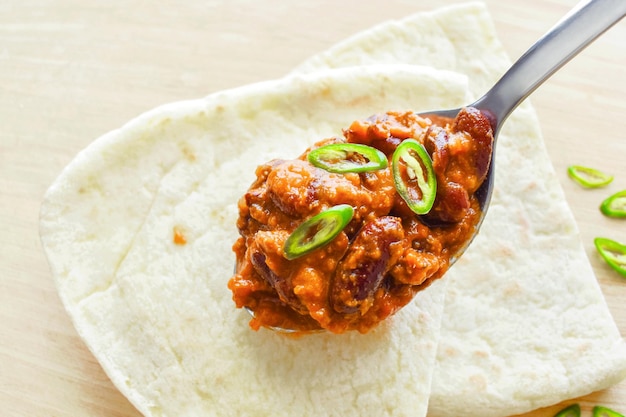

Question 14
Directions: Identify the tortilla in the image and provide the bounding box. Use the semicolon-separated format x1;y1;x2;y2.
40;65;472;417
40;3;626;417
295;2;626;416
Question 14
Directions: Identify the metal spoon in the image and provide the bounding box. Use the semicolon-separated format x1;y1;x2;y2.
245;0;626;333
435;0;626;264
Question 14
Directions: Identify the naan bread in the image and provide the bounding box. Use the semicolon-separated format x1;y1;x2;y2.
295;2;626;416
40;65;472;417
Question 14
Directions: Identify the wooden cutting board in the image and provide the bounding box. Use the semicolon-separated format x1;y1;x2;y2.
1;0;625;416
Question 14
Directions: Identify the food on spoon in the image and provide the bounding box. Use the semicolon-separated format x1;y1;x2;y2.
228;107;494;333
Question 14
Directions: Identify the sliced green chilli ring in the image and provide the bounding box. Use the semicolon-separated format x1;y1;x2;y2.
308;143;388;173
593;405;625;417
554;404;581;417
392;139;437;215
567;165;613;188
600;189;626;218
283;204;354;260
594;237;626;277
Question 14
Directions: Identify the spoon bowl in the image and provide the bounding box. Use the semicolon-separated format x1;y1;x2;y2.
244;0;626;333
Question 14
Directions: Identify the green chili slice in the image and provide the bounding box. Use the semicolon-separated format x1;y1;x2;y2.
392;139;436;215
600;190;626;218
308;143;387;173
593;406;625;417
567;165;613;188
283;204;354;260
554;404;581;417
594;237;626;277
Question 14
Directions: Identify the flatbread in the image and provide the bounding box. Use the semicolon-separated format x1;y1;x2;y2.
41;3;626;416
295;2;626;416
40;65;473;417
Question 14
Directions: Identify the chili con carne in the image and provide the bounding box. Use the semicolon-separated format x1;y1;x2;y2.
229;107;494;333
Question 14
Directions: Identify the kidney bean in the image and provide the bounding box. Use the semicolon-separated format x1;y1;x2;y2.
250;250;307;314
330;216;406;315
452;107;494;187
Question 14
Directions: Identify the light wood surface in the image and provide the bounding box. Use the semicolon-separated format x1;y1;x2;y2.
1;1;625;416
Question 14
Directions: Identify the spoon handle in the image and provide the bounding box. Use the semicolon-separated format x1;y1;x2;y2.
474;0;626;129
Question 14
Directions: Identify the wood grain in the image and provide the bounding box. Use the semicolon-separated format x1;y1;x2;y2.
1;1;625;416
